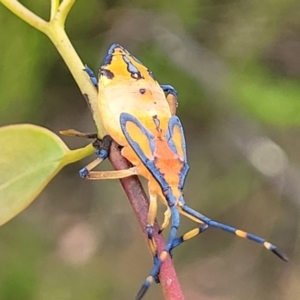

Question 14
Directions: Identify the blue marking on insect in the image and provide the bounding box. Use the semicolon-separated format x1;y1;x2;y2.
160;84;178;98
79;167;89;178
83;66;98;87
107;43;124;55
119;112;171;192
164;116;189;189
101;53;112;66
179;204;288;261
101;44;124;66
95;149;109;160
179;164;189;190
170;224;208;250
146;224;153;239
122;55;143;79
120;112;156;153
165;128;178;156
130;53;144;66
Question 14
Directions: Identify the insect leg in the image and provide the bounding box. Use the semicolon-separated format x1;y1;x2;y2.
85;167;138;180
136;205;180;300
81;135;138;180
170;224;209;251
180;204;288;261
160;84;178;116
146;192;158;256
60;129;98;139
158;207;171;234
83;65;98;87
79;135;113;178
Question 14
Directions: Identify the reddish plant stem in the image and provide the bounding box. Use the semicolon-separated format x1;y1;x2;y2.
109;142;185;300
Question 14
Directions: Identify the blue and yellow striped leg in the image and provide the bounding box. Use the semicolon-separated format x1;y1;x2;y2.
180;204;288;261
136;205;180;300
170;224;209;252
83;65;98;87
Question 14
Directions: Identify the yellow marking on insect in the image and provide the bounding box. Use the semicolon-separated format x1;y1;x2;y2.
105;48;153;82
171;123;185;161
97;45;171;146
160;251;168;261
264;242;272;250
159;208;171;233
178;206;204;224
125;122;154;160
183;228;202;241
87;167;138;180
235;230;248;238
148;240;157;256
166;93;178;116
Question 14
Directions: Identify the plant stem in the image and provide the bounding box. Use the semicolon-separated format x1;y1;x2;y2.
0;0;47;32
109;142;184;300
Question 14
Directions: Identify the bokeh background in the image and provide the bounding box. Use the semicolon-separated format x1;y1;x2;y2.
0;1;299;299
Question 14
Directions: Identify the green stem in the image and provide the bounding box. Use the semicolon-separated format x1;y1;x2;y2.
0;0;48;32
50;0;59;20
56;0;75;25
45;24;105;136
64;143;95;165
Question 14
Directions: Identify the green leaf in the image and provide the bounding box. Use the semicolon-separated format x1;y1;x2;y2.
0;124;94;226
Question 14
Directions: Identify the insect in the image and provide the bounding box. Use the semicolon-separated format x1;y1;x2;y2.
62;44;287;299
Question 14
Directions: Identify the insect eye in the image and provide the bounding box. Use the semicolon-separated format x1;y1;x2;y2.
148;70;155;79
139;88;146;94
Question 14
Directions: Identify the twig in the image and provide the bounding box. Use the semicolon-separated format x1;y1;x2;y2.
109;142;184;300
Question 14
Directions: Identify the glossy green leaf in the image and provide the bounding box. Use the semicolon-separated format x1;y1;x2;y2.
0;124;94;226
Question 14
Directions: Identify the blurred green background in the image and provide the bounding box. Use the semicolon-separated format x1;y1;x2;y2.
0;1;299;299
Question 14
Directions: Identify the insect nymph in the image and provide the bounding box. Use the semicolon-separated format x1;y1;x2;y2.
63;44;287;299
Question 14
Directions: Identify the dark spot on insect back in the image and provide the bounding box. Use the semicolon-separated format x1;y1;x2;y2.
131;71;143;80
152;115;162;134
100;69;114;79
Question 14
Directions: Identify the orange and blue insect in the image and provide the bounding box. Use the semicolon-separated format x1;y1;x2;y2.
67;44;287;299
